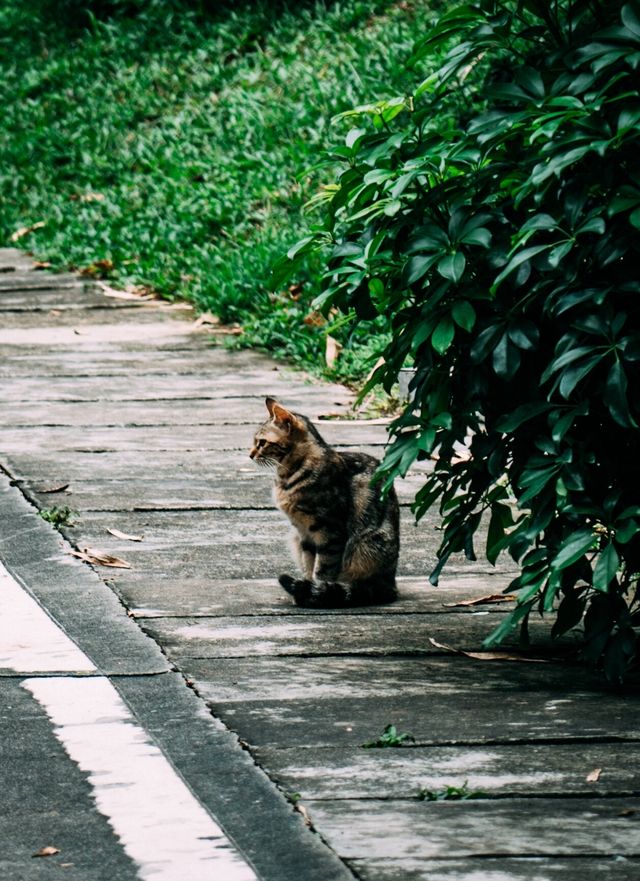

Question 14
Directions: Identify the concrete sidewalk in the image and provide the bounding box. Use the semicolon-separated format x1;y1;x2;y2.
0;248;638;881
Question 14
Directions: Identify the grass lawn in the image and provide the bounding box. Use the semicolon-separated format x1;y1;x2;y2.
0;0;442;382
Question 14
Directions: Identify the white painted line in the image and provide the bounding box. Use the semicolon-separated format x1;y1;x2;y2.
24;677;258;881
0;561;95;673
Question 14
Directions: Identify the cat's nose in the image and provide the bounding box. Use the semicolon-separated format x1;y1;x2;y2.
249;448;257;459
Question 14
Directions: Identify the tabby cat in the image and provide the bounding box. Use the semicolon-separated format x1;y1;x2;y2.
250;397;400;607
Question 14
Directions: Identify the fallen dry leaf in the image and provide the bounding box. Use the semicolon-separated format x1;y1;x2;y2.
443;594;517;608
158;302;193;312
32;846;60;858
107;527;143;542
325;335;343;369
212;324;243;335
193;312;220;328
36;483;70;494
586;768;602;783
32;260;52;269
10;221;45;242
70;192;105;202
303;310;325;328
98;281;156;302
69;548;131;569
80;259;114;278
428;637;551;663
295;804;313;828
619;808;637;817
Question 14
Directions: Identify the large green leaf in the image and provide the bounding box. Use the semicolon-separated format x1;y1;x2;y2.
451;300;476;331
551;530;595;572
492;245;551;288
606;360;638;428
437;252;466;282
432;318;455;354
592;543;620;592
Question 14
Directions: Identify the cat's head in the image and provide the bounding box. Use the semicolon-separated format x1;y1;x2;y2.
250;398;307;465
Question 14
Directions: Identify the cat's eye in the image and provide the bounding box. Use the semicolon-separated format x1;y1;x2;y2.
256;439;266;448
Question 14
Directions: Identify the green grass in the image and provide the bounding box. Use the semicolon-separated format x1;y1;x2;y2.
0;0;442;382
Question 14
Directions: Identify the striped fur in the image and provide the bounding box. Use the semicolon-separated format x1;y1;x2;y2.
250;397;399;608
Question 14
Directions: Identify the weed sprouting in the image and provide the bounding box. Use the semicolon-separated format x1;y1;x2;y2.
361;724;415;749
39;506;76;527
418;782;485;802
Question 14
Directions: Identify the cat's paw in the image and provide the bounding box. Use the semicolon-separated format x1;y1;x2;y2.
278;574;297;593
278;574;313;605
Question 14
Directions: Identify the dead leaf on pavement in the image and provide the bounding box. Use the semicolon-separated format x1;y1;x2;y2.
107;527;143;542
325;335;343;369
80;258;114;277
443;594;517;608
32;846;60;858
586;768;602;783
295;804;313;828
619;808;637;817
192;311;241;332
10;221;45;242
428;637;552;663
193;312;220;328
98;281;156;301
36;483;70;494
69;547;131;569
33;261;52;269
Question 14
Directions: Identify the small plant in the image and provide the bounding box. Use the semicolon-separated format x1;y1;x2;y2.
285;792;302;805
418;781;484;801
362;723;415;748
39;506;76;527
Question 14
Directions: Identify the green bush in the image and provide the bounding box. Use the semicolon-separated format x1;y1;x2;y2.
279;0;640;679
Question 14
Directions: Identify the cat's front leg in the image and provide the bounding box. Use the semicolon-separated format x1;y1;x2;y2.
313;539;344;582
291;532;315;579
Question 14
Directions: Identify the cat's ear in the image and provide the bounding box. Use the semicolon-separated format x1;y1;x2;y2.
265;397;299;430
265;397;279;418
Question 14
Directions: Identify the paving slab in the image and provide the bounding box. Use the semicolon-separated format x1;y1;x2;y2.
0;271;83;291
182;676;637;749
303;798;640;859
251;741;640;799
348;857;640;881
179;655;611;704
0;396;354;426
108;575;520;619
0;372;354;403
0;422;391;452
48;506;511;580
0;247;40;270
0;286;152;311
14;469;429;509
0;344;270;375
141;612;570;660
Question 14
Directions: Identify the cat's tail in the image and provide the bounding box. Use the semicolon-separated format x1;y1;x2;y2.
279;574;397;608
